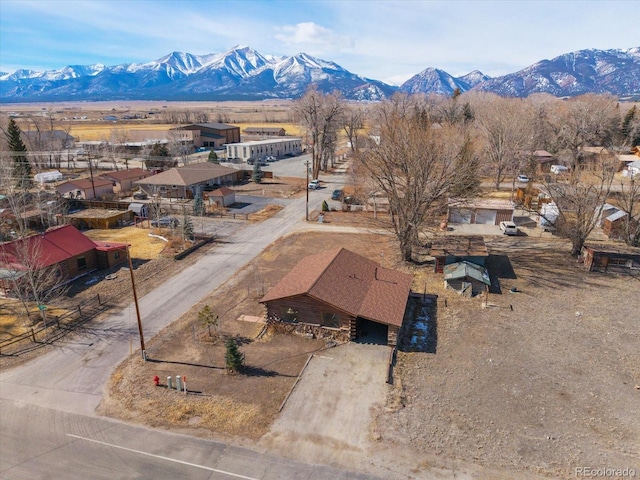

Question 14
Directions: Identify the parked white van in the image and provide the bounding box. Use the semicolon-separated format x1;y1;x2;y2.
550;165;569;174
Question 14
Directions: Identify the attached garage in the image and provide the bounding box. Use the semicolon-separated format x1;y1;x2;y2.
260;248;413;346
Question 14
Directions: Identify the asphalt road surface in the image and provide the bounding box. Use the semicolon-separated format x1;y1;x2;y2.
0;399;377;480
0;186;382;479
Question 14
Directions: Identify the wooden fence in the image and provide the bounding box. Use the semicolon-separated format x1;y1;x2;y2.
0;295;107;357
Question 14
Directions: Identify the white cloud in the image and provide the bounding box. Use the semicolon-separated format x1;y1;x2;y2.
275;22;354;55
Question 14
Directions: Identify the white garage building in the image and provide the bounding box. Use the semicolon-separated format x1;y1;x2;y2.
448;199;514;225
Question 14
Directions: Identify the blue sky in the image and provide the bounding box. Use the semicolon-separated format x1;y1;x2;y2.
1;0;638;85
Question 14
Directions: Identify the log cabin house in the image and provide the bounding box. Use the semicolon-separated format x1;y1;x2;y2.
260;248;413;346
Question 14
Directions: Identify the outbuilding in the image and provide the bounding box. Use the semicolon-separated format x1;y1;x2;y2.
443;261;491;297
448;198;514;225
582;243;640;274
34;170;64;184
204;187;236;208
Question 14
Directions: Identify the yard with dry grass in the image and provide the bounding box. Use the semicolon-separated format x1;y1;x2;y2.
98;225;639;479
99;231;405;441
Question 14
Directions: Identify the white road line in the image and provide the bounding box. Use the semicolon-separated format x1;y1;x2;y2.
66;434;259;480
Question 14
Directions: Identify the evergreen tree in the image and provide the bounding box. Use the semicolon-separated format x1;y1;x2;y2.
208;150;219;163
193;194;205;216
252;160;263;183
225;338;244;373
5;118;31;189
198;305;218;338
621;106;640;146
181;211;194;242
145;141;175;170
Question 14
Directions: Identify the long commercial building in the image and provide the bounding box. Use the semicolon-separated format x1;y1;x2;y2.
225;137;302;163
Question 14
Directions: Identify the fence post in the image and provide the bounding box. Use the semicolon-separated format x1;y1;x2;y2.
78;305;82;316
97;293;101;305
30;328;35;342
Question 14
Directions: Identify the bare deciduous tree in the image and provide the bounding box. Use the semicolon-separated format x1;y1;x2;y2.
1;232;68;326
474;94;535;190
542;154;617;256
358;94;478;262
544;94;620;171
615;176;640;247
293;87;344;178
341;103;365;155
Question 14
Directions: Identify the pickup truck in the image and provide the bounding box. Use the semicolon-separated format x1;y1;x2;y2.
308;180;320;189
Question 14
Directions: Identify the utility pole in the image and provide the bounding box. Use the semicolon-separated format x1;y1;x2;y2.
305;159;310;221
87;152;97;199
126;244;146;359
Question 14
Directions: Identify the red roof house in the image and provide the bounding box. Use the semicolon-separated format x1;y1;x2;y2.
261;248;413;345
0;225;100;294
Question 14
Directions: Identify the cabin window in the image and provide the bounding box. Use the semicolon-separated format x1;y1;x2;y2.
321;312;340;328
114;252;120;259
281;306;298;323
77;256;87;270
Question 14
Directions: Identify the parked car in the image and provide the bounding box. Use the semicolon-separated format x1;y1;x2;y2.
516;174;530;183
331;188;344;201
500;221;519;236
550;165;569;175
308;179;320;190
151;216;178;228
266;155;277;162
132;191;147;200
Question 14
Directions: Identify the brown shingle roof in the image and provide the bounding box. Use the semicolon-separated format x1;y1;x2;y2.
99;168;149;181
61;177;113;190
135;163;237;187
260;248;413;327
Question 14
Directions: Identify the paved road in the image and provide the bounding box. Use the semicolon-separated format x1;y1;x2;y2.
0;399;377;480
0;185;381;479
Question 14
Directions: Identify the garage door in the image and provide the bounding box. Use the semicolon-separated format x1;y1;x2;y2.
475;209;497;224
449;208;472;224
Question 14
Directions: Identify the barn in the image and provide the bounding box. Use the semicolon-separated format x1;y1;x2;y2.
260;248;413;346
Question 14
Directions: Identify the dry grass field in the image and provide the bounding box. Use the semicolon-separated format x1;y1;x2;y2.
83;225;168;260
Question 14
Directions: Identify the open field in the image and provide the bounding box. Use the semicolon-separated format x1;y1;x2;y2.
98;229;640;479
2;100;301;141
376;236;640;479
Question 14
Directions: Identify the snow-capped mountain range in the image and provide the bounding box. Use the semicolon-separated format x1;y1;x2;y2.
0;45;638;102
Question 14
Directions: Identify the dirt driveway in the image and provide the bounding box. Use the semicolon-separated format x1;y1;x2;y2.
259;342;390;467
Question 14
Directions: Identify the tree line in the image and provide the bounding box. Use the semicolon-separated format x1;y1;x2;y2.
293;87;640;259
